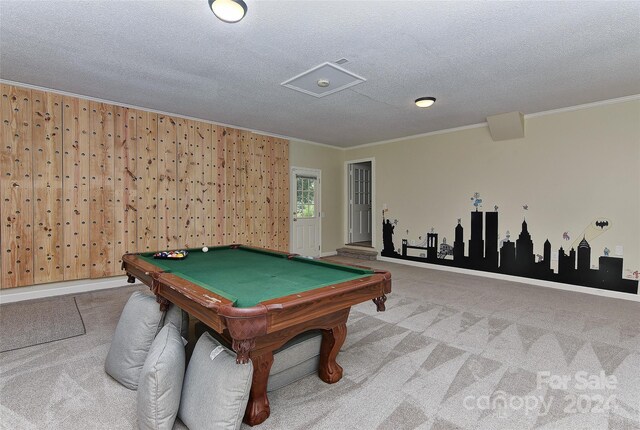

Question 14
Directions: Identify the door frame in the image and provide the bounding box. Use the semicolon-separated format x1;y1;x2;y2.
290;166;322;256
344;157;376;247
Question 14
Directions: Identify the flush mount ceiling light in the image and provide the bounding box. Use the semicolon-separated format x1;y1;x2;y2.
208;0;247;23
415;97;436;108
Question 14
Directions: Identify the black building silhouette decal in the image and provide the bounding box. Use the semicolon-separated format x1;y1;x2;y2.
382;209;638;294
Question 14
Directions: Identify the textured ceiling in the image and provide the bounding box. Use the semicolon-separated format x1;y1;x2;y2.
1;1;639;147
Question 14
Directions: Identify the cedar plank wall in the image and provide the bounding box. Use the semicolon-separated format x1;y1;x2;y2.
0;84;290;289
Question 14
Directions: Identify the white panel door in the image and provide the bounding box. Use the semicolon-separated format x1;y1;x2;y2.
291;169;320;257
349;163;372;243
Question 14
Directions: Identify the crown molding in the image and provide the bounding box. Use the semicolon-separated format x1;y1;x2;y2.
524;94;640;119
4;79;637;151
347;122;488;150
347;93;640;150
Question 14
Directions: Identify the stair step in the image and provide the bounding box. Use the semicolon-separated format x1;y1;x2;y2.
336;247;378;260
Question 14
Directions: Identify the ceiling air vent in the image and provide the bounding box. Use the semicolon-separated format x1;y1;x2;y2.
281;62;366;98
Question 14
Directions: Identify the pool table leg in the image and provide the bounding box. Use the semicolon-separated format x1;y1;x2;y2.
244;351;274;426
318;322;347;383
373;294;387;312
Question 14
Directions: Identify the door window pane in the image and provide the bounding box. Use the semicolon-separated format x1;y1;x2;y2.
296;175;316;218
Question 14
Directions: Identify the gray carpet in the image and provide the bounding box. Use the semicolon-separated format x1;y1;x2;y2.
0;258;639;430
0;296;85;353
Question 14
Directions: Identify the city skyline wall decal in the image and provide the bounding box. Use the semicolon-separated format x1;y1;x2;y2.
381;207;638;294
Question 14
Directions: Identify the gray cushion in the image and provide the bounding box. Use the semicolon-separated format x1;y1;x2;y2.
268;356;320;392
268;330;322;392
164;303;189;340
178;333;253;430
105;291;166;390
137;323;185;430
194;322;322;392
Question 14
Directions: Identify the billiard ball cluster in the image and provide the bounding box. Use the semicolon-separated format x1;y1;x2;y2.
153;250;189;259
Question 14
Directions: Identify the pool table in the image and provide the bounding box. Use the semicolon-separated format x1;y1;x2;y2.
122;244;391;426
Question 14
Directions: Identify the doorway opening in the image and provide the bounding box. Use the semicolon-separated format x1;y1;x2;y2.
346;160;373;248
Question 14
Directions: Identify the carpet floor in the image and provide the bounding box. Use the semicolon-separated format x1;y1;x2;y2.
0;257;638;430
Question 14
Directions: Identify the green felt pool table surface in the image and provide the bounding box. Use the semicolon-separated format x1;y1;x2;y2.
138;245;374;308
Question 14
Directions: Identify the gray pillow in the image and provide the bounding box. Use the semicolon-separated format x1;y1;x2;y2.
268;356;320;392
105;291;165;390
178;333;253;430
164;303;189;340
193;322;322;392
268;330;321;392
137;323;185;430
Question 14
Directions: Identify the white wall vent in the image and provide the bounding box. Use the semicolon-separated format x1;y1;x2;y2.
281;62;366;98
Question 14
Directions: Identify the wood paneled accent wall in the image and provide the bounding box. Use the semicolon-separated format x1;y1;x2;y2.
0;84;289;289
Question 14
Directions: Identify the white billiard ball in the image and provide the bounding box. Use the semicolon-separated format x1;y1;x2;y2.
202;246;209;253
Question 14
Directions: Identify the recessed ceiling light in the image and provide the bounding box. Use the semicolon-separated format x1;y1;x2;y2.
415;97;436;108
317;79;330;88
208;0;247;23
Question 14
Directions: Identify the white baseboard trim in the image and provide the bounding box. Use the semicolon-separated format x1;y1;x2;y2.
321;251;338;257
377;256;640;303
0;276;136;304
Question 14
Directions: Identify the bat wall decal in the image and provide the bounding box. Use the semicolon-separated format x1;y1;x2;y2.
595;220;609;229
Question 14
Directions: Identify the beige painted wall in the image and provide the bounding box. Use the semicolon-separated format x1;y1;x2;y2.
289;140;345;253
345;99;640;278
